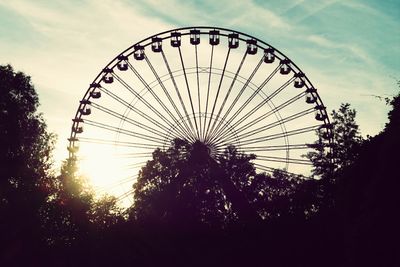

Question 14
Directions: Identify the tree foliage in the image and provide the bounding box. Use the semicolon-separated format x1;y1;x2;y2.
331;88;400;266
0;64;55;204
40;158;93;246
0;65;122;264
132;140;246;228
0;64;55;264
330;103;364;170
131;139;320;230
307;103;364;179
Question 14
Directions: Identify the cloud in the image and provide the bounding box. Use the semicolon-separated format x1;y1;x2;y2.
281;0;342;23
306;34;377;66
307;35;335;48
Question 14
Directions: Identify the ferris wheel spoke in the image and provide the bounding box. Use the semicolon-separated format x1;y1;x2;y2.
216;66;288;138
95;175;138;194
126;60;195;141
126;161;149;169
195;45;202;142
111;154;153;160
253;163;310;179
90;102;171;140
116;188;135;202
212;75;295;145
78;137;160;150
222;107;315;145
208;57;269;143
142;57;195;140
231;91;307;139
204;48;231;143
239;144;309;152
97;85;184;139
237;124;321;147
112;151;154;157
203;45;214;141
83;119;166;145
112;73;190;141
161;50;197;142
256;155;312;166
206;51;248;141
178;47;200;140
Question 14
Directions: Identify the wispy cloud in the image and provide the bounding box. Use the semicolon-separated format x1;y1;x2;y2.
306;34;376;66
291;0;342;23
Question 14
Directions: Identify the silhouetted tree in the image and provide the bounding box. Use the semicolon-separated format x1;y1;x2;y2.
42;157;125;251
89;194;124;230
307;103;363;179
132;140;241;228
40;158;93;247
332;87;400;267
131;139;319;232
0;64;55;265
330;104;364;171
0;65;120;266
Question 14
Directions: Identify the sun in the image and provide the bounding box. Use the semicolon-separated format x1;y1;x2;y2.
78;142;142;203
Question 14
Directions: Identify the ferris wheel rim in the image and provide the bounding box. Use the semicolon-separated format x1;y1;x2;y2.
69;26;331;147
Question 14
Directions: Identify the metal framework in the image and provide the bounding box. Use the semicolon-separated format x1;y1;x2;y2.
68;27;333;204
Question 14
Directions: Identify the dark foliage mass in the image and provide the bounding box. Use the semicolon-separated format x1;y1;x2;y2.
1;65;399;266
0;65;55;265
131;140;318;228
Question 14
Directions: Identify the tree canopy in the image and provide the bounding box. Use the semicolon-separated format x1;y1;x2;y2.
131;139;321;230
0;64;55;264
306;103;364;180
0;65;123;265
132;140;259;228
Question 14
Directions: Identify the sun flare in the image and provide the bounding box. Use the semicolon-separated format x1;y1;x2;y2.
78;142;143;204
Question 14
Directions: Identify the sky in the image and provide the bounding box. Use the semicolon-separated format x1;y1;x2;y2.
0;0;399;170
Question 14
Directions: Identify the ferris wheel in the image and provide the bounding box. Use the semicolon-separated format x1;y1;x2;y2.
68;27;333;205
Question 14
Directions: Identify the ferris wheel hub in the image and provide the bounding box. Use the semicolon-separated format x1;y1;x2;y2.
188;140;218;162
